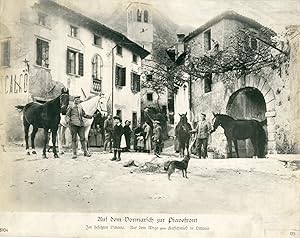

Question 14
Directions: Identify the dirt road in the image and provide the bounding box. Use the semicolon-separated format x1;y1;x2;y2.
0;146;299;236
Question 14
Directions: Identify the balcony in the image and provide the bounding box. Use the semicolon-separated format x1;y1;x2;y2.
92;78;102;93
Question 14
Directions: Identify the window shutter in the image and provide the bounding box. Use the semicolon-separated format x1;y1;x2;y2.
137;75;140;92
1;41;9;66
36;39;42;66
131;72;134;91
6;40;10;66
44;41;49;68
78;53;84;76
66;49;71;74
115;66;119;86
121;67;126;86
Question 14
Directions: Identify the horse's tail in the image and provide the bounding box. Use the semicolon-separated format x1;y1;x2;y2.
15;102;34;113
15;105;25;112
257;124;267;158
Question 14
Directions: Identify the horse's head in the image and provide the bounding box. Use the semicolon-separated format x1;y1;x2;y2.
179;112;188;124
211;112;220;133
80;93;107;117
177;112;191;134
96;93;108;116
60;88;69;115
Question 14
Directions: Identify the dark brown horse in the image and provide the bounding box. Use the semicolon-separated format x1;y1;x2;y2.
15;88;69;159
210;113;266;158
175;113;192;157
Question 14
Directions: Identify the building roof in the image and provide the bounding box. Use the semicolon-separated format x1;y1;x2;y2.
34;0;150;59
184;10;276;42
127;1;152;10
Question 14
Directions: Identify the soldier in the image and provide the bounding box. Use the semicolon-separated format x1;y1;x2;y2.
123;120;132;152
193;113;211;159
65;96;93;159
103;114;113;152
152;120;162;157
111;116;123;162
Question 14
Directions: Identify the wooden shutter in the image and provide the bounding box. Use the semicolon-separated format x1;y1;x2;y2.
137;75;140;92
115;66;119;86
6;40;10;66
36;39;42;66
130;72;134;91
1;41;10;66
78;52;84;76
66;49;71;74
121;67;126;86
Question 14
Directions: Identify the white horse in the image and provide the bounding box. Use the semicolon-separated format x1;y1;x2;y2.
57;94;108;154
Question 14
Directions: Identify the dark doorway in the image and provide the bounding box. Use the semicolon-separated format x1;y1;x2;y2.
226;87;266;157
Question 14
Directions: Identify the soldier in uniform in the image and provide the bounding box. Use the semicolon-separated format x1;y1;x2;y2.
192;113;211;159
111;116;123;162
152;120;162;157
65;96;93;159
103;114;113;152
123;120;132;152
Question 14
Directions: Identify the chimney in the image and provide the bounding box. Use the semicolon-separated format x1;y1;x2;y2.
176;33;185;58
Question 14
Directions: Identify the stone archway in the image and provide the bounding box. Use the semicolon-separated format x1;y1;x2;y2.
226;87;266;157
224;75;276;155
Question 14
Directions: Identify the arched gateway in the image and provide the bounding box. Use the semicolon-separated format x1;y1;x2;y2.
224;75;276;156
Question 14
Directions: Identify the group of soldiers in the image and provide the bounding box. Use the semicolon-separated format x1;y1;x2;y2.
102;114;163;161
66;94;211;160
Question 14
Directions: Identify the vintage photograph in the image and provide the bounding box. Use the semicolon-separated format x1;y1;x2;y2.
0;0;299;237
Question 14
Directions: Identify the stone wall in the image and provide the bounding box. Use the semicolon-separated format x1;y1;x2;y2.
186;18;299;157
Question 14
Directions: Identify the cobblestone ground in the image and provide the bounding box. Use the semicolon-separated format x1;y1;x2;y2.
0;144;299;237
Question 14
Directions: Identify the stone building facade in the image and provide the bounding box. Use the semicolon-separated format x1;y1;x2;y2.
174;11;299;157
0;0;149;143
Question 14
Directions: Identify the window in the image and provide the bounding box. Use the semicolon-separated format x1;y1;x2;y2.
66;48;84;76
70;25;78;38
204;73;212;93
116;45;122;56
36;38;49;68
0;40;10;67
116;109;122;121
137;9;142;22
146;74;152;81
132;53;138;63
93;35;102;47
144;10;149;23
250;37;258;50
131;72;140;93
92;54;103;80
204;29;211;51
132;112;137;129
147;93;153;101
115;65;126;87
91;54;103;93
38;13;47;26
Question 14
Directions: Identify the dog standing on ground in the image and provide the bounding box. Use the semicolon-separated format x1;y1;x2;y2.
164;155;190;180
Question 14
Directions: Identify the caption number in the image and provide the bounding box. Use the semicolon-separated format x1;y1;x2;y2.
0;228;8;232
290;231;296;237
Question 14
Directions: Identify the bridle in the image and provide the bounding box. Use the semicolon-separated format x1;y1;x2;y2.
59;92;69;107
211;115;221;133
